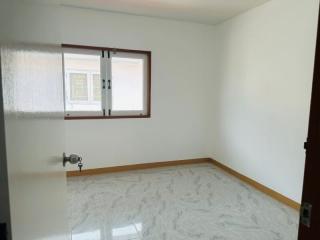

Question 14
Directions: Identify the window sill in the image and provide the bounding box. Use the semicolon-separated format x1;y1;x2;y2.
64;115;151;120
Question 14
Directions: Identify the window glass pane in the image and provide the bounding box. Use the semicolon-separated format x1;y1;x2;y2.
111;57;144;111
70;73;88;101
64;53;101;111
92;74;101;101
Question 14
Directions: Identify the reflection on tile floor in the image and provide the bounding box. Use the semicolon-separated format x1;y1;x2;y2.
67;163;299;240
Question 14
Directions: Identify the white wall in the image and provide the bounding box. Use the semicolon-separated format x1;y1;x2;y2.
61;6;216;169
207;0;319;202
0;1;61;44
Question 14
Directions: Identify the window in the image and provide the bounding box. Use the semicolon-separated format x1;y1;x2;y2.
64;50;102;114
62;44;151;119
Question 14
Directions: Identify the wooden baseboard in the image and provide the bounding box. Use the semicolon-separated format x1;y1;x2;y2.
208;158;301;211
66;157;300;211
66;158;211;177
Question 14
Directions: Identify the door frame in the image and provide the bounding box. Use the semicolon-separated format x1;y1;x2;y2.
0;52;12;240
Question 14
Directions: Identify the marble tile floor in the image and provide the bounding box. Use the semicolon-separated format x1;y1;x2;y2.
67;163;299;240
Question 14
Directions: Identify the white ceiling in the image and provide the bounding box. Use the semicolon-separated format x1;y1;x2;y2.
59;0;270;25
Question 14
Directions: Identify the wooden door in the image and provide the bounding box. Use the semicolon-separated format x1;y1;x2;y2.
298;4;320;239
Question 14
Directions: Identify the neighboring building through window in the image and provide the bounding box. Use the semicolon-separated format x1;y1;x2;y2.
69;73;88;101
62;45;151;119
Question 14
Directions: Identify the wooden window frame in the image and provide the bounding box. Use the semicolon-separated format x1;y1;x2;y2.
62;44;152;120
